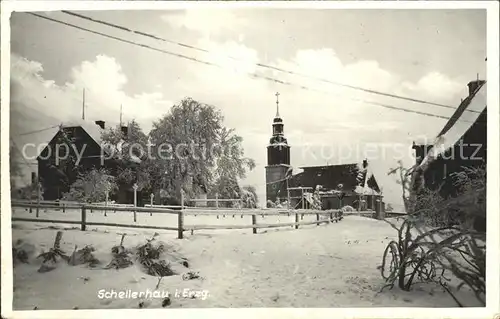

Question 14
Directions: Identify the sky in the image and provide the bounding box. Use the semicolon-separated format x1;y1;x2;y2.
9;9;487;209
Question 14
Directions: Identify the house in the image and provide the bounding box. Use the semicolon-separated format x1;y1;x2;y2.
288;159;383;210
36;119;141;204
410;79;487;229
411;79;486;196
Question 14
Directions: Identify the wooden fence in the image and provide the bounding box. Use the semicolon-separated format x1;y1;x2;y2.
11;200;343;239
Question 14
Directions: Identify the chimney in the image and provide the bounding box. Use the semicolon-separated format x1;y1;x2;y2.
467;80;486;97
95;120;105;129
362;159;368;169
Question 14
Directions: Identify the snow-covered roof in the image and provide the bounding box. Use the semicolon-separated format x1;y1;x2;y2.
412;136;434;146
354;185;380;196
268;142;289;147
291;160;381;195
419;82;487;170
60;119;105;145
60;120;144;163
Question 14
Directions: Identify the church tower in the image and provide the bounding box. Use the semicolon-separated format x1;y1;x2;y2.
265;92;292;203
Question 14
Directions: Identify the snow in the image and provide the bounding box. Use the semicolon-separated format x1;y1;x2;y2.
418;84;487;171
61;120;104;145
267;143;289;147
10;210;480;310
354;185;380;196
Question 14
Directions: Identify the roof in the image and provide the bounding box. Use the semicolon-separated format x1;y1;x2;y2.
289;161;380;195
438;80;486;137
60;119;105;145
419;81;487;169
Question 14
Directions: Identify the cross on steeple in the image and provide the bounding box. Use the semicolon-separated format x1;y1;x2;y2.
275;92;280;117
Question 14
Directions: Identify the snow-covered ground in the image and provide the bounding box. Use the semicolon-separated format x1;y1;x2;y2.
10;210;480;309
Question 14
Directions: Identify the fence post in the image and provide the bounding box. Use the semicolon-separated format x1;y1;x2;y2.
330;211;333;222
36;178;40;217
150;193;154;216
177;210;184;239
104;191;109;217
295;212;299;229
133;183;138;222
181;191;184;209
316;212;320;226
62;202;66;213
215;193;219;208
81;206;87;231
252;214;257;234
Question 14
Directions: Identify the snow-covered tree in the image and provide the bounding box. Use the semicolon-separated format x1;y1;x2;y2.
9;145;23;190
101;120;150;192
311;187;322;210
62;168;118;203
240;185;258;208
148;98;255;203
388;160;412;212
266;200;276;208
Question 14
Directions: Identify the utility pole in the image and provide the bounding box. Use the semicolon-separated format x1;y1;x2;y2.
36;175;40;217
82;88;86;120
286;177;290;209
120;104;123;126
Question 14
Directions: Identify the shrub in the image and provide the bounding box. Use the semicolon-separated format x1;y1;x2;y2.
69;245;100;268
240;186;258;208
135;233;175;277
62;168;117;203
105;234;133;270
380;166;486;306
266;200;276;208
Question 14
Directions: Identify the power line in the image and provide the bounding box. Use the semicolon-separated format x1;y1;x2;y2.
27;12;471;122
14;125;60;137
61;10;478;114
12;161;38;166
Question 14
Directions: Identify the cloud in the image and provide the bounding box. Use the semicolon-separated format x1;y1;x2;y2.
161;10;247;37
400;72;465;102
70;55;128;94
199;39;260;77
10;53;172;132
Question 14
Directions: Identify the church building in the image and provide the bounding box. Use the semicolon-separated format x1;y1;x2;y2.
265;93;383;211
265;92;292;202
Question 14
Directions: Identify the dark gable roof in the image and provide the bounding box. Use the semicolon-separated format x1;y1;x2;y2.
417;80;487;169
36;121;106;161
438;80;486;137
289;162;380;194
414;80;486;149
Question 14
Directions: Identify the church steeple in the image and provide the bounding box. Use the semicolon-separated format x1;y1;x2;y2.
267;92;290;166
265;92;291;203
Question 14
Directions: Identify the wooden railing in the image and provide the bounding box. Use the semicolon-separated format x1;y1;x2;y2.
11;201;343;239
